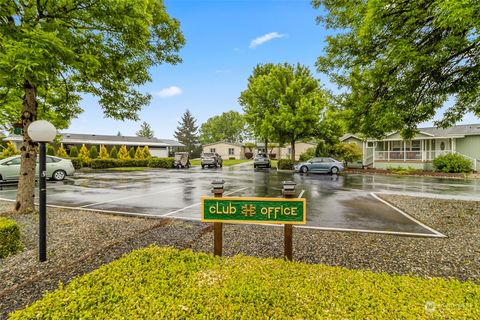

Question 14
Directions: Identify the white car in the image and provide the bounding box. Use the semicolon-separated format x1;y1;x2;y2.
0;155;75;182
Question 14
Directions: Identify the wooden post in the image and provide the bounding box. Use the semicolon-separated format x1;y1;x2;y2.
212;180;224;257
282;181;296;261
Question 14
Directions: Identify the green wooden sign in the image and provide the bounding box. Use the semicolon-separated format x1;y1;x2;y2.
202;196;306;225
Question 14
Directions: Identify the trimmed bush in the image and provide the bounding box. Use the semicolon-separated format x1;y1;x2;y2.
99;145;109;159
128;146;135;159
56;145;68;158
148;157;174;168
46;144;56;156
9;247;479;319
78;145;91;167
299;147;316;162
89;145;99;159
433;153;471;173
118;145;130;160
69;146;79;158
109;146;118;159
1;141;18;158
134;146;144;159
143;146;151;158
0;217;23;258
70;158;83;170
278;159;297;170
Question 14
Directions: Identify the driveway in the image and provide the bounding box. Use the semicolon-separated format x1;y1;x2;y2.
2;166;478;237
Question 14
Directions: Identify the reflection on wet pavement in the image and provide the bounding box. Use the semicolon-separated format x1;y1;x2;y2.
1;166;477;236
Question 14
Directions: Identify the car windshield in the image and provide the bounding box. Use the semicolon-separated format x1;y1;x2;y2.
202;153;214;157
257;154;267;158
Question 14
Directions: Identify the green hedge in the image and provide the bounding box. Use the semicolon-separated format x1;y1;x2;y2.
0;217;23;259
148;157;174;168
433;153;472;173
10;247;479;319
91;158;174;169
70;158;83;170
278;159;298;170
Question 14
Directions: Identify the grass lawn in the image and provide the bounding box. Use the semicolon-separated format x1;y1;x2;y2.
190;159;252;167
10;247;479;319
104;167;149;171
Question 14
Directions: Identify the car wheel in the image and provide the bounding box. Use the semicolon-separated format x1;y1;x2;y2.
301;166;308;174
331;166;339;174
201;165;205;169
254;164;257;169
52;170;66;181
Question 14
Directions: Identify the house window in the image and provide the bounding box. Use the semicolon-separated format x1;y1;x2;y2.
210;148;216;153
392;141;401;151
228;148;235;155
440;142;445;151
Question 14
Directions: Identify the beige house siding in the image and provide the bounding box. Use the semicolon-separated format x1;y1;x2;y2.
202;142;245;160
278;142;316;160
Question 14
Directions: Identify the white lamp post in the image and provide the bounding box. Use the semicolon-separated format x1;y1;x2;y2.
27;120;57;262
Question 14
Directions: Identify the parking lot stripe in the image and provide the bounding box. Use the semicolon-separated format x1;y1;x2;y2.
297;225;445;238
160;187;249;217
370;193;446;237
78;186;184;208
298;190;305;198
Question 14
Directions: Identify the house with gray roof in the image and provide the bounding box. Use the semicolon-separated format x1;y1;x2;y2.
340;124;480;171
4;133;184;158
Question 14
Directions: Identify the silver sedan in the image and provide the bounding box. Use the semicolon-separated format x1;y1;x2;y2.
294;157;344;174
0;155;75;182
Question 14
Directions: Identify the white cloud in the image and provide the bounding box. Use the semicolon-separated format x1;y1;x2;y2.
249;32;286;48
154;86;182;98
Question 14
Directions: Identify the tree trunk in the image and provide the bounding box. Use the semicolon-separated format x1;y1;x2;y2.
15;81;38;214
291;140;296;161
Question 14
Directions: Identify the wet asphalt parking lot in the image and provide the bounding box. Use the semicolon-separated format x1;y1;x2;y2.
1;163;479;237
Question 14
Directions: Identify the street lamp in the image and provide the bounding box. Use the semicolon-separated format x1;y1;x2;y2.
27;120;57;262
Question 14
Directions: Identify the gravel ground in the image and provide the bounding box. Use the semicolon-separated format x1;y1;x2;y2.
1;195;479;318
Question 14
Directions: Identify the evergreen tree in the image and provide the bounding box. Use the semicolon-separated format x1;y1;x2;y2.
134;146;145;159
79;144;91;166
174;110;201;157
128;146;136;159
117;131;122;137
89;146;99;159
136;121;155;138
143;146;151;158
56;145;68;158
69;146;79;158
118;145;130;160
109;146;118;159
46;144;56;156
99;145;109;159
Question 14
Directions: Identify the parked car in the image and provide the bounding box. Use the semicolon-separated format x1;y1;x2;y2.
254;153;271;168
294;157;343;174
173;152;190;169
0;155;75;182
201;152;223;168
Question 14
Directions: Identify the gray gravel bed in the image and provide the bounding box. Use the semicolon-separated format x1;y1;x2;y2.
1;195;479;318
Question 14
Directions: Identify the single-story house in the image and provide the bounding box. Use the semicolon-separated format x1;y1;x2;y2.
4;133;184;158
202;141;316;160
340;123;480;171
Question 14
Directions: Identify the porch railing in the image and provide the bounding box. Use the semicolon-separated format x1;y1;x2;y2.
374;150;452;161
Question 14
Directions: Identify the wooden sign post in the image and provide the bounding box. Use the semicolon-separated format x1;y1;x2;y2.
203;181;305;260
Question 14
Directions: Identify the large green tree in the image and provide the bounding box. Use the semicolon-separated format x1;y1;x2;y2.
240;63;329;160
174;110;201;157
239;63;276;151
136;121;155;138
0;0;185;213
313;0;480;139
199;111;248;144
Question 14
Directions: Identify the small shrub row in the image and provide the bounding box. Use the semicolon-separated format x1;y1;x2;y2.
90;158;174;169
386;166;421;175
0;217;23;259
277;159;299;170
433;153;472;173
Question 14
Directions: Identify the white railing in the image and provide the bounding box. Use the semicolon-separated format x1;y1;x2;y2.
374;150;452;161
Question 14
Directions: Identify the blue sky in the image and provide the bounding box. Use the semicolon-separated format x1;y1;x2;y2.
67;0;478;139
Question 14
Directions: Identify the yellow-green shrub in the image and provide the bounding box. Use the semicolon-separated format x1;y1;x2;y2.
99;145;109;159
78;144;91;166
118;145;130;160
10;247;479;319
1;141;18;158
0;217;23;258
134;146;144;159
56;145;68;158
143;146;151;158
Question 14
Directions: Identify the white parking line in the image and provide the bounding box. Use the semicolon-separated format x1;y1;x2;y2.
298;190;305;198
160;187;249;217
79;186;184;208
370;192;446;237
